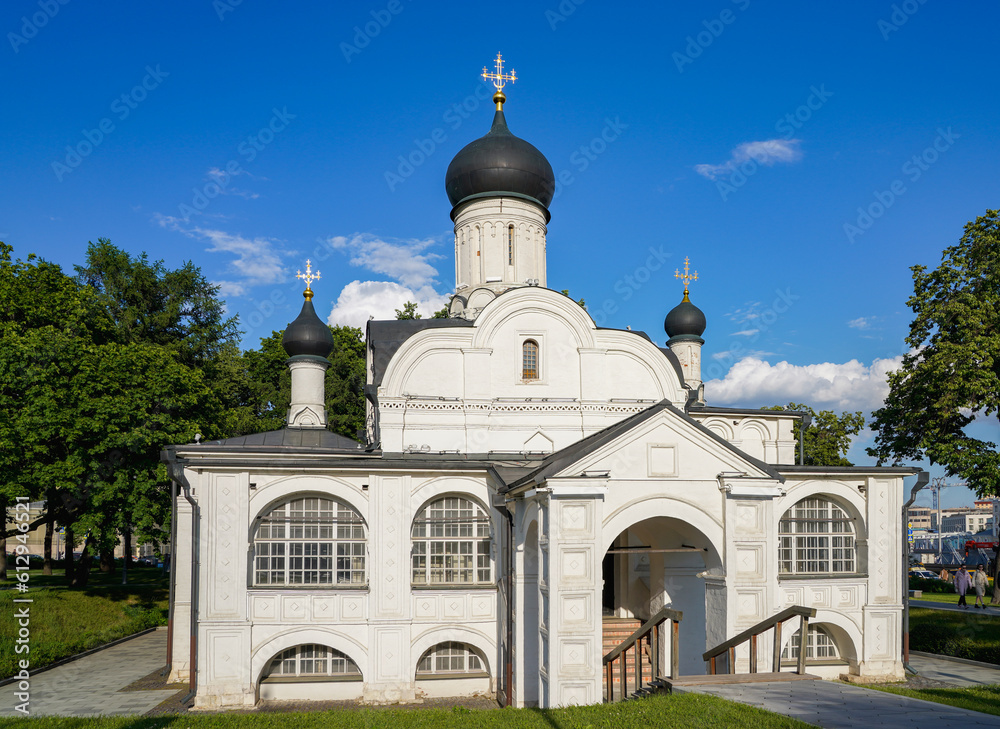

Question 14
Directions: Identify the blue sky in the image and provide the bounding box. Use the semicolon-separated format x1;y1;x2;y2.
2;0;997;508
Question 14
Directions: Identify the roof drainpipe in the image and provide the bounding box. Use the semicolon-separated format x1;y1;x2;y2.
165;450;200;705
798;413;812;466
492;493;515;707
903;470;929;674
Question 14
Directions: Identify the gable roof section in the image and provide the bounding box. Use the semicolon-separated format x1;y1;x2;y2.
367;318;474;388
198;427;364;451
505;400;784;492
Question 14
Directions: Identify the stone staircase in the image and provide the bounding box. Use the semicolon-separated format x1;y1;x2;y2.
603;617;654;696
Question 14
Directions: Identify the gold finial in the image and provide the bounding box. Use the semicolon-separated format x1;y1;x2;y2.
482;52;517;110
674;256;698;302
296;259;320;301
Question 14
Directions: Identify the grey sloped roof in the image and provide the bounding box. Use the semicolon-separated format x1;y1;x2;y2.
201;427;363;450
366;318;474;388
505;400;784;492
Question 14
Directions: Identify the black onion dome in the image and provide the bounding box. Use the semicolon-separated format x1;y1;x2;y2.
282;297;334;358
445;108;555;210
664;297;707;340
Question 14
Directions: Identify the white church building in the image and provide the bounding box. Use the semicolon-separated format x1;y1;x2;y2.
163;65;918;710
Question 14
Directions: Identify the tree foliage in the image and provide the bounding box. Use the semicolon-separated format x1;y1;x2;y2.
764;403;865;467
868;210;1000;496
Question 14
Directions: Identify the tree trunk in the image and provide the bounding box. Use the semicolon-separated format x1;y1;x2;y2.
991;547;1000;606
124;529;133;569
100;547;115;573
63;524;75;580
43;513;54;576
71;535;94;588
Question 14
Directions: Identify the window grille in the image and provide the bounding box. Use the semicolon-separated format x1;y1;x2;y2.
416;642;486;675
508;224;514;265
522;340;539;380
411;496;491;585
781;626;840;661
779;497;856;575
264;644;361;678
254;497;366;586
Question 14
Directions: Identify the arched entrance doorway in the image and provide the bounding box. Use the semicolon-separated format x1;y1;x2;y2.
601;515;722;677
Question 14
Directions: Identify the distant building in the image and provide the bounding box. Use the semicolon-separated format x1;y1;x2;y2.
940;511;992;534
907;507;932;532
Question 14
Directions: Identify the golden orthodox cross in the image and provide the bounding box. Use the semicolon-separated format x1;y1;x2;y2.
296;259;321;300
675;257;698;300
482;52;517;91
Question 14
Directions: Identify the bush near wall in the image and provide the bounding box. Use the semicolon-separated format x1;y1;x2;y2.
909;608;1000;665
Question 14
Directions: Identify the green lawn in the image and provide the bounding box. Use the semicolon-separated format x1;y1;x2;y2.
914;592;1000;606
0;693;814;729
0;567;169;678
863;683;1000;717
909;607;1000;664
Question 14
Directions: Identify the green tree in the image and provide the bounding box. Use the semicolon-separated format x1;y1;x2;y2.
868;210;1000;496
395;301;421;320
764;403;865;467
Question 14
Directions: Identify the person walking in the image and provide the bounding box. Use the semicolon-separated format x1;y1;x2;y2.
954;565;972;609
972;565;989;609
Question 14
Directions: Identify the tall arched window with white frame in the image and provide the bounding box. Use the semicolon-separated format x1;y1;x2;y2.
778;497;856;575
522;339;539;381
253;496;366;586
508;224;514;266
411;496;492;586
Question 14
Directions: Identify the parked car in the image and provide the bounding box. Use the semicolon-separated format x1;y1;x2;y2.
910;568;940;580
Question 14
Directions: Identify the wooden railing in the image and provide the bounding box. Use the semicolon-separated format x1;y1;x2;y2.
603;607;683;702
702;605;816;676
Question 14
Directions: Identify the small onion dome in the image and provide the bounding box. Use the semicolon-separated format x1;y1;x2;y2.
664;292;707;340
282;293;334;358
445;106;555;212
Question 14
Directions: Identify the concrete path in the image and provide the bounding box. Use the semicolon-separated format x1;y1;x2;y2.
909;652;1000;688
911;599;1000;615
678;679;1000;728
0;628;180;718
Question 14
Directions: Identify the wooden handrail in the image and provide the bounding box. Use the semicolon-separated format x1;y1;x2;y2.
603;607;682;663
702;606;815;661
603;606;683;702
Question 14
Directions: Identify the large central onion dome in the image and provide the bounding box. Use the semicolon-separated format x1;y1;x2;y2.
282;291;334;358
445;104;555;212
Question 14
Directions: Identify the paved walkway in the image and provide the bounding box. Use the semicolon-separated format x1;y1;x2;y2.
0;629;181;718
911;599;1000;615
678;653;1000;729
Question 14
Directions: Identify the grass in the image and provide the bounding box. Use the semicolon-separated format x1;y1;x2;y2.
913;592;1000;607
0;693;815;729
863;683;1000;717
909;607;1000;664
0;567;169;678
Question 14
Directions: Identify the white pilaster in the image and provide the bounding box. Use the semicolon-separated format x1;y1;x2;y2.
287;355;330;427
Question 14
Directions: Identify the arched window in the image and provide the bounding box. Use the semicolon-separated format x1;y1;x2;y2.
522;339;539;381
263;644;361;680
416;642;487;677
411;496;491;585
781;625;841;662
254;496;366;586
779;497;856;575
508;224;514;265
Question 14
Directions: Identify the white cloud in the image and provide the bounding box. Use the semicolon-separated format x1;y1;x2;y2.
848;317;873;330
725;302;764;324
155;214;289;296
705;355;904;412
731;329;760;337
326;280;448;329
695;139;803;181
327;234;442;293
